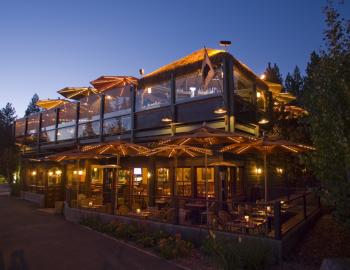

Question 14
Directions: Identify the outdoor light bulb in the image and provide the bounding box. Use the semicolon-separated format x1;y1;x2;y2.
256;168;262;175
55;170;62;175
256;91;261;98
78;170;83;175
214;107;227;115
244;215;249;222
189;87;196;91
136;208;141;214
266;206;271;212
73;170;77;175
280;201;285;204
106;95;112;100
93;167;98;172
260;74;266;80
258;118;269;125
48;171;53;176
147;87;152;94
32;171;37;176
88;201;93;207
147;172;151;178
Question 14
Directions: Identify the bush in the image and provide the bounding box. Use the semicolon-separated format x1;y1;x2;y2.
156;234;193;259
201;231;274;270
10;182;21;196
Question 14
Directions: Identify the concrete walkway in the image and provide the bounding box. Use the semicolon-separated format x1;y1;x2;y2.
0;197;183;270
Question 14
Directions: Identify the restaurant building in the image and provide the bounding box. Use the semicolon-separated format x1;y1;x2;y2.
14;48;317;239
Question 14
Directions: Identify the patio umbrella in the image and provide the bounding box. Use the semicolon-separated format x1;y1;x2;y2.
156;124;251;224
145;144;213;224
57;87;99;100
81;141;150;212
220;136;315;202
36;99;71;110
90;76;138;92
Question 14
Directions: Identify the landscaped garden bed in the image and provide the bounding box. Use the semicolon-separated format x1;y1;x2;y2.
79;216;277;270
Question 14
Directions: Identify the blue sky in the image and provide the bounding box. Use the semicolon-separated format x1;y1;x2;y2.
0;0;349;117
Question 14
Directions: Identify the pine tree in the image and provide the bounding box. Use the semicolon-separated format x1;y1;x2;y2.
285;66;304;98
25;93;41;116
0;103;16;127
302;3;350;224
264;62;283;84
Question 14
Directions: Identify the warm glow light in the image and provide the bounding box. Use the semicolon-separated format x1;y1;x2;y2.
256;91;261;98
147;172;151;179
161;117;172;123
136;208;141;214
266;206;271;212
147;87;152;94
214;107;227;115
276;167;284;174
48;171;53;176
78;170;83;175
55;170;62;175
280;200;285;204
260;74;266;80
73;170;77;175
244;215;250;222
31;171;37;176
93;167;98;172
88;201;93;207
258;118;269;124
256;168;262;175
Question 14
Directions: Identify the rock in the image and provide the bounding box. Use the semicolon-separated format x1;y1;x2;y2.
320;258;350;270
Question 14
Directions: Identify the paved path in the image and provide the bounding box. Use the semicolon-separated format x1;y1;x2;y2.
0;197;183;270
0;184;10;196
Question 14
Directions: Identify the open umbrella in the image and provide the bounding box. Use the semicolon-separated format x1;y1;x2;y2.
36;99;71;110
81;141;150;212
90;76;138;92
221;136;315;202
57;87;99;100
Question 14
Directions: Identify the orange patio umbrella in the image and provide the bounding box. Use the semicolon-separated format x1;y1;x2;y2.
221;136;315;202
36;99;71;110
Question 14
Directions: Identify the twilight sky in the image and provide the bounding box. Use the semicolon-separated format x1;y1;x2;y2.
0;0;349;117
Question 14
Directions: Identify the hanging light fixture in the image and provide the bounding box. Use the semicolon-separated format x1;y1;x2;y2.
258;118;269;124
162;116;173;123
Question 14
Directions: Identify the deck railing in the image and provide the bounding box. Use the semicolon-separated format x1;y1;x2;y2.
67;189;320;239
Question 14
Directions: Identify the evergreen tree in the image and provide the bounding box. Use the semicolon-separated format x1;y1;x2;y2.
0;102;16;127
264;62;283;84
285;66;304;98
25;93;41;116
302;3;350;224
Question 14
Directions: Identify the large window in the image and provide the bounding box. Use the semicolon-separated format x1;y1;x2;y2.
27;114;40;143
132;168;149;196
79;95;101;138
233;69;255;104
57;102;77;141
41;109;56;143
156;168;170;196
104;86;131;118
176;168;192;197
136;81;171;111
103;115;131;135
176;67;223;102
196;167;215;198
15;118;26;137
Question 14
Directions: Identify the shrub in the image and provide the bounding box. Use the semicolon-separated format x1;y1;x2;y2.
201;231;274;270
157;234;193;259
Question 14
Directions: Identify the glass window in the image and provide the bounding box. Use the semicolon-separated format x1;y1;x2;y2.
256;89;267;111
15;118;26;137
78;121;100;138
41;109;57;143
196;167;215;198
136;81;171;111
156;168;170;196
47;168;62;186
58;102;77;128
176;67;223;101
103;115;131;135
104;86;131;118
117;169;131;208
90;166;103;200
57;126;75;141
176;168;192;197
132;168;149;196
79;95;101;123
233;69;254;104
27;114;40;142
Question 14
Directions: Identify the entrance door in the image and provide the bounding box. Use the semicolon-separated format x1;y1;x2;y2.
227;166;244;200
47;169;63;208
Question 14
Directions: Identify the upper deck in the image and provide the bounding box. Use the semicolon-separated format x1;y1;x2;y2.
14;48;272;154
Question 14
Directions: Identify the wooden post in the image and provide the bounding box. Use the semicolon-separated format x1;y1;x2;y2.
99;94;105;142
37;112;42;154
130;85;136;143
54;108;59;144
75;102;80;143
274;201;282;240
